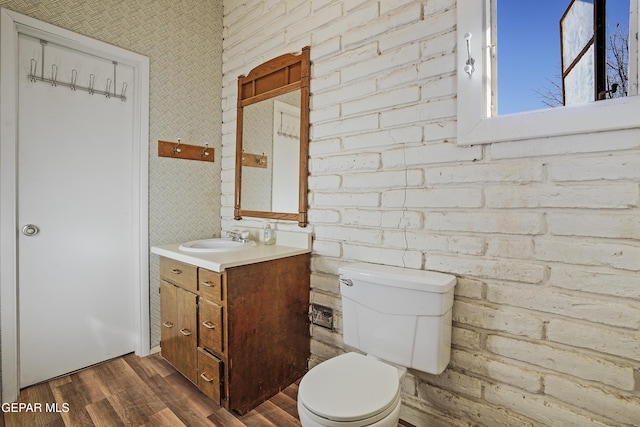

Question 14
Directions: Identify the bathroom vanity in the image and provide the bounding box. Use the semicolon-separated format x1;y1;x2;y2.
151;232;311;414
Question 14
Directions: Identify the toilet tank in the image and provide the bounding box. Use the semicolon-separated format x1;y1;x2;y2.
339;263;456;375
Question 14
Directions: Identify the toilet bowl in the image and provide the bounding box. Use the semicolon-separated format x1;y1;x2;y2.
297;352;404;427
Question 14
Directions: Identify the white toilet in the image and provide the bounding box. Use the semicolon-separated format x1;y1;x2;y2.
297;262;456;427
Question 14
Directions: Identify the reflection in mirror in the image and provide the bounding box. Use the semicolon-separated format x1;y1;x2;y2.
241;91;301;214
234;47;310;227
496;0;633;115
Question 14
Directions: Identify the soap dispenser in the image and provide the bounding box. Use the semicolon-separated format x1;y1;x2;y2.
263;221;275;245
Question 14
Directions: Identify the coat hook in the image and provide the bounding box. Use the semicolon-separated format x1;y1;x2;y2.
200;143;210;158
257;152;266;165
120;82;128;101
50;64;58;86
88;74;96;94
105;78;112;98
29;59;37;82
70;69;78;91
173;138;182;154
463;32;475;76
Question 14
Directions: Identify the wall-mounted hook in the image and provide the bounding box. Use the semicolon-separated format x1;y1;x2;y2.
200;143;210;158
173;138;182;154
257;153;266;166
463;32;475;77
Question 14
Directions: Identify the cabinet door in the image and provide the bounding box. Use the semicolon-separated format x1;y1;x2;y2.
160;281;178;367
175;286;198;383
199;298;223;354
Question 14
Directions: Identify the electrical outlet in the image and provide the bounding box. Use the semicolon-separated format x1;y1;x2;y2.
310;304;333;330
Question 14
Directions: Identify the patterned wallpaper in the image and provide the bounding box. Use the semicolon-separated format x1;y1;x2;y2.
0;0;224;348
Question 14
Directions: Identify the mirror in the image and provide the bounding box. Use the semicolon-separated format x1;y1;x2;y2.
234;47;310;227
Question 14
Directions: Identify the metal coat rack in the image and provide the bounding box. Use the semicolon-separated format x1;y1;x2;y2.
28;40;128;101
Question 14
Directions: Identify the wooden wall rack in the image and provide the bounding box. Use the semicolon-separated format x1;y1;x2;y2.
158;140;214;162
241;151;268;168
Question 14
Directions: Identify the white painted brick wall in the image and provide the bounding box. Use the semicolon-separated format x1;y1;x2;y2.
221;1;640;425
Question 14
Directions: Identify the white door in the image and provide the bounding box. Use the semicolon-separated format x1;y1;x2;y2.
17;34;136;387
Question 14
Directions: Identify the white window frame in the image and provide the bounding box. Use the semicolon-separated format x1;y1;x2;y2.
457;0;640;146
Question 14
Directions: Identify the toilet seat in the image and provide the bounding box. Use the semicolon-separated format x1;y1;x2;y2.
298;352;401;426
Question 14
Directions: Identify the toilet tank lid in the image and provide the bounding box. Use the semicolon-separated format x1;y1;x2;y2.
340;263;456;293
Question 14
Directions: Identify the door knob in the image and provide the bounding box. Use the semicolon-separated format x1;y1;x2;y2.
22;224;40;236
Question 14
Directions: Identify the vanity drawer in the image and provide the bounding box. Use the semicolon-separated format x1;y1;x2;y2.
199;298;223;354
197;348;223;404
199;268;223;304
160;257;197;293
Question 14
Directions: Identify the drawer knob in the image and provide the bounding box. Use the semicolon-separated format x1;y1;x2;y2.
201;281;215;288
202;321;216;329
162;322;174;328
200;372;215;382
179;328;192;336
171;268;182;274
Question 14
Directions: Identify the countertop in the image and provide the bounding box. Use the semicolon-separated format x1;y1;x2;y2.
150;230;312;272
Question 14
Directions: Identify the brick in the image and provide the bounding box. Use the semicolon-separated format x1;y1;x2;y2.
314;191;380;208
343;3;422;49
308;174;341;190
547;212;640;239
484;383;610;427
312;43;378;77
312;114;380;139
417;385;535;427
342;208;382;227
312;79;377;109
344;126;422;151
548;266;640;299
450;349;542;393
380;211;423;229
311;152;380;173
400;231;485;255
485;335;635;391
489;129;640;160
307;208;340;224
343;86;421;117
547;319;640;361
548;154;640;182
423;120;456;142
428;255;546;284
382;142;482;167
425;161;543;184
452;301;543;338
422;369;482;399
425;211;543;235
343;169;422;188
380;97;456;128
486;237;535;259
487;283;640;329
452;326;481;350
544;375;640;426
420;73;456;100
343;243;422;268
382;187;482;208
314;225;382;245
534;238;640;271
486;184;638;209
454;277;484;299
287;3;342;42
312;239;341;257
310;272;340;295
342;44;421;83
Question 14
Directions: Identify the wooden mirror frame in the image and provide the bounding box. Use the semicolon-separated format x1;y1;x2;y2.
234;46;310;227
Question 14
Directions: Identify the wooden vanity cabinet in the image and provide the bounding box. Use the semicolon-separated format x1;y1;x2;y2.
159;253;310;415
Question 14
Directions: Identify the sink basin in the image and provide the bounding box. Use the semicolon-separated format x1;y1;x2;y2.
179;238;256;253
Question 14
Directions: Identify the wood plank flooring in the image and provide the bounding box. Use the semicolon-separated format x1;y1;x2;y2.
1;353;415;427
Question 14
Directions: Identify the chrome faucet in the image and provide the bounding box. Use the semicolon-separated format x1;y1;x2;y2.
225;230;250;243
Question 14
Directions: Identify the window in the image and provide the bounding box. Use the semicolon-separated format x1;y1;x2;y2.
457;0;640;145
